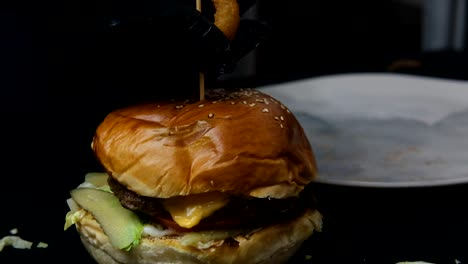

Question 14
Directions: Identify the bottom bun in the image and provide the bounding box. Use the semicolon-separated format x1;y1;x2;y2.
76;209;322;264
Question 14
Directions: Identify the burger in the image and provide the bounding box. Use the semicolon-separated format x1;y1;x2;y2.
64;88;322;264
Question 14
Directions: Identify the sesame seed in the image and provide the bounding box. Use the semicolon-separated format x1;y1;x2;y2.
287;109;291;113
280;116;284;121
264;99;270;105
212;101;218;104
280;105;286;109
280;124;284;128
210;180;214;186
208;113;214;118
249;103;256;107
262;108;269;113
274;116;280;120
242;101;247;104
198;104;205;108
230;101;235;105
175;105;184;109
256;99;264;103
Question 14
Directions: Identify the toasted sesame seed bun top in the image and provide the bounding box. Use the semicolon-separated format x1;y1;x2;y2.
92;88;317;198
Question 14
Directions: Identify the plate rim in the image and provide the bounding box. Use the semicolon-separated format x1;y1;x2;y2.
259;72;468;188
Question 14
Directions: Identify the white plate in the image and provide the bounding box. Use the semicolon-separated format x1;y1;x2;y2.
259;73;468;187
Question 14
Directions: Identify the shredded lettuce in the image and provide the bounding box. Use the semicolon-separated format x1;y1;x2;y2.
77;182;111;192
64;209;86;230
0;236;33;252
121;233;141;251
180;230;241;248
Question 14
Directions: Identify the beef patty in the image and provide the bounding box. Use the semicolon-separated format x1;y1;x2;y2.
108;176;314;231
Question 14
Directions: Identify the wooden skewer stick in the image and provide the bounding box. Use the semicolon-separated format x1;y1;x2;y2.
199;72;205;101
196;0;205;101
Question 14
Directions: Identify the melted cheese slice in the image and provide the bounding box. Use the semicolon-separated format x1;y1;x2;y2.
162;192;229;229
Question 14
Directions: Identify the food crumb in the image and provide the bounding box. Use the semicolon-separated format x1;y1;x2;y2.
0;236;33;252
36;242;48;248
1;229;49;252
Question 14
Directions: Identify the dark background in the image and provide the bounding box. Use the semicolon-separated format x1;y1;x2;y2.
1;0;467;263
254;0;468;84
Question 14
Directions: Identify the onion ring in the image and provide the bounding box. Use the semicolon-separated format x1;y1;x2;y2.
211;0;240;40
